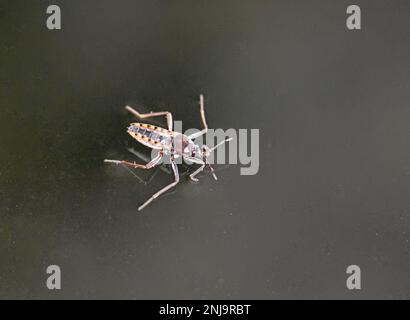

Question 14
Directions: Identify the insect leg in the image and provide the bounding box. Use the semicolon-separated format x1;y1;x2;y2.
104;152;163;169
125;106;173;131
187;94;208;140
189;161;205;182
127;147;172;175
138;159;180;211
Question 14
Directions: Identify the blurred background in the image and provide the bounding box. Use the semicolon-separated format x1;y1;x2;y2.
0;0;410;299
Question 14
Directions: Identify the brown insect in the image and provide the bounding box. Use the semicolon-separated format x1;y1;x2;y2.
104;95;231;211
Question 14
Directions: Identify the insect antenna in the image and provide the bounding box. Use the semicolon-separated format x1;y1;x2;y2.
209;137;232;153
204;157;218;180
204;138;232;180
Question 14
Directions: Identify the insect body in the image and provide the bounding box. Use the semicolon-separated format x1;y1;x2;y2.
127;122;173;150
104;95;231;211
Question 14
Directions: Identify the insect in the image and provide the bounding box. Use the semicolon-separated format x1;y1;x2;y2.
104;94;231;211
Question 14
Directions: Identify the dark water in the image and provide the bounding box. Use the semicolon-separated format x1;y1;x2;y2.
1;0;410;299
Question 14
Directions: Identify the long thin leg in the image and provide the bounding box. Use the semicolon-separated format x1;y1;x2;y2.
189;161;205;182
198;94;208;131
127;147;172;175
188;94;208;140
125;105;173;131
123;164;160;185
104;152;163;170
138;159;180;211
189;158;217;182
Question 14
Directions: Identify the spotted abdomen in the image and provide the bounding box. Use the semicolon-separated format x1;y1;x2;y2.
127;122;173;150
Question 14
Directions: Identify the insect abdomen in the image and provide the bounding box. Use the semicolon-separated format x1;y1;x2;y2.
127;123;171;149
